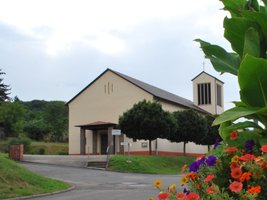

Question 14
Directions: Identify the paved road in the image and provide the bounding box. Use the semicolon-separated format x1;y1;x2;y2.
21;163;183;200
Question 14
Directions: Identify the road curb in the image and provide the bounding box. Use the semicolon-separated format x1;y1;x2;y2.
5;185;75;200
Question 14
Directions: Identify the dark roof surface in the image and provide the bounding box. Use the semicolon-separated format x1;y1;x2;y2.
68;68;207;113
76;121;117;129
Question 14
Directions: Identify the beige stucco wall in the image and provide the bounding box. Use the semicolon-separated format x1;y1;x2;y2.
158;99;186;112
192;72;224;115
68;70;154;154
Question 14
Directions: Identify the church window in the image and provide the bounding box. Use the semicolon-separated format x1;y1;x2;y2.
197;83;211;105
217;84;222;106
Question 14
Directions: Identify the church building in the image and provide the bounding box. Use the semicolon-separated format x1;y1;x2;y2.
67;68;224;155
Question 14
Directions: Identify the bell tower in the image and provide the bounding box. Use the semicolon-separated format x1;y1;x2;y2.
192;71;224;115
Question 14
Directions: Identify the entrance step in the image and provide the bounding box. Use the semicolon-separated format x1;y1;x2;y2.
87;161;107;169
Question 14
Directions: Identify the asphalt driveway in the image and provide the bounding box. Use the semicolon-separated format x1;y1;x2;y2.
21;162;183;200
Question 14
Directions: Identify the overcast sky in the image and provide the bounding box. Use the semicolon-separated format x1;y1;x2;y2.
0;0;239;109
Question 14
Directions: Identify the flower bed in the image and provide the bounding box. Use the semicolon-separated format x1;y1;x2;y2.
150;136;267;199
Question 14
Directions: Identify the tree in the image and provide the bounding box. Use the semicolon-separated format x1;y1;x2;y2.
0;101;25;138
0;69;10;102
169;109;207;155
200;115;220;150
119;100;176;155
43;101;68;142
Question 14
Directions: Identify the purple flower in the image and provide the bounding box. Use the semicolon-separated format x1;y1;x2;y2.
245;140;255;152
183;188;190;195
197;156;206;166
213;138;221;150
206;155;217;166
189;161;200;172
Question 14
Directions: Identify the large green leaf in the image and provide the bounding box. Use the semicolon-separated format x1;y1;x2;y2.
242;11;267;43
243;27;261;57
239;55;267;107
195;39;240;75
213;106;262;126
224;17;257;57
223;121;263;132
221;0;247;17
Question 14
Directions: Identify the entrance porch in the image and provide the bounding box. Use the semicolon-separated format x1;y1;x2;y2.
76;121;124;155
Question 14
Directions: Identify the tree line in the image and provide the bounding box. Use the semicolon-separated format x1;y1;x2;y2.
0;99;68;142
119;100;220;155
0;69;68;142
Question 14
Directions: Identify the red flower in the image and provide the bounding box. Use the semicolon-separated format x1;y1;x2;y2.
230;162;239;170
248;185;261;195
204;175;215;182
229;181;243;193
261;145;267;153
230;130;238;140
226;147;238;154
239;154;255;162
175;193;186;200
231;168;242;179
186;192;199;200
206;186;217;194
240;171;252;182
157;192;170;200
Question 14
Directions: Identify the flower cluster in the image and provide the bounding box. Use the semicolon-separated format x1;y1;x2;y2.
150;133;267;200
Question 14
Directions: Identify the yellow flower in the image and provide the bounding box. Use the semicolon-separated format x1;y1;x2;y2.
231;155;239;163
153;179;162;188
169;184;176;189
168;184;176;193
147;197;154;200
180;175;188;185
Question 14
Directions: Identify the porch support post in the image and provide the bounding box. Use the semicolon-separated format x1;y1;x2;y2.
92;130;97;154
119;134;124;154
80;127;86;155
107;127;114;154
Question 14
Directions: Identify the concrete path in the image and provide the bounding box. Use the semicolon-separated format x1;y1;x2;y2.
21;162;183;200
22;155;107;168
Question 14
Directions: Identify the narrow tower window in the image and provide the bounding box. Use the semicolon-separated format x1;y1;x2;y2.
217;84;222;106
197;83;211;105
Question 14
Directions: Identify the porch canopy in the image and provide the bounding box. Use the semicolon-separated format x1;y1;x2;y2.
75;121;119;155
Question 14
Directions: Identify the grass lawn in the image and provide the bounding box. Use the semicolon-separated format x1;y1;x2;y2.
0;153;70;199
108;155;196;174
30;141;68;155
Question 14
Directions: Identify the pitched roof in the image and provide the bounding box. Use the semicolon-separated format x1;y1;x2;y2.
67;68;207;113
191;71;224;84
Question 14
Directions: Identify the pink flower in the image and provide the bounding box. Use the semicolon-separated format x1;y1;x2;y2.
229;181;243;193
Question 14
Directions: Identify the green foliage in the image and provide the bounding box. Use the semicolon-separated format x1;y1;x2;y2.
201;115;221;146
43;101;68;142
196;0;267;146
0;69;10;102
169;110;208;154
108;155;195;174
7;137;32;153
22;100;68;142
119;100;176;155
0;101;25;137
0;153;70;199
